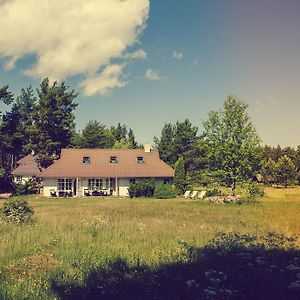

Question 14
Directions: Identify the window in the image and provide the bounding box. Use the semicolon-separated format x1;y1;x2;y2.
83;156;90;164
110;156;117;164
105;178;109;189
137;156;144;164
88;178;103;190
65;178;72;190
16;175;22;183
58;178;72;191
129;178;136;184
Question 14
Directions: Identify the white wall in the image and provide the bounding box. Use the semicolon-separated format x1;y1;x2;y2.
118;178;130;196
43;178;58;197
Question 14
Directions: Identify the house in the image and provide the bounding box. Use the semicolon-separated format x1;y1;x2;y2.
42;146;174;197
12;154;43;184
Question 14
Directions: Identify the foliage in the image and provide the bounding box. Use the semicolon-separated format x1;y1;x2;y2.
246;183;265;199
202;95;262;191
128;128;138;149
153;183;176;199
80;120;115;148
1;199;34;224
174;155;186;194
276;155;297;187
13;179;39;196
113;137;132;149
33;78;78;167
154;119;198;172
154;123;175;165
261;157;277;185
205;188;221;197
128;180;155;198
0;85;14;106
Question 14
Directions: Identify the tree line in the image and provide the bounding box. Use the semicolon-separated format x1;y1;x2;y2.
1;78;299;192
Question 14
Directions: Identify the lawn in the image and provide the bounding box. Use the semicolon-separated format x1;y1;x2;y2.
0;187;300;299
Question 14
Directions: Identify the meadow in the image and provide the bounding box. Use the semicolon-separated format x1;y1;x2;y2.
0;187;300;299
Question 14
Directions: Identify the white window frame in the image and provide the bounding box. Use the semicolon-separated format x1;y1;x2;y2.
58;178;72;191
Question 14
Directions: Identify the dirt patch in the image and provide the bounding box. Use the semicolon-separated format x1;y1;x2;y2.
5;252;62;280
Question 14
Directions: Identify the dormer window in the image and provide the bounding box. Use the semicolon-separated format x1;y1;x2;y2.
83;156;90;164
137;156;144;164
110;156;117;164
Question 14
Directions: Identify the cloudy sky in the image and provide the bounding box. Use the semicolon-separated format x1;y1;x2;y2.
0;0;299;147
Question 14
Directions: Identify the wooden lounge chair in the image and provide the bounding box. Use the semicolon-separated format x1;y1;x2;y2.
183;190;191;198
198;190;206;199
190;191;198;199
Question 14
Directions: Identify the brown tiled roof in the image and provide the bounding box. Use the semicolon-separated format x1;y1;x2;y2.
42;148;174;178
12;154;42;176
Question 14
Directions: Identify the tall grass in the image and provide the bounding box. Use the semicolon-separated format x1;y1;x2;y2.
0;188;299;299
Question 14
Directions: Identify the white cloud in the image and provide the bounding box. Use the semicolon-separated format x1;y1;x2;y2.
123;49;147;60
172;51;183;60
145;68;162;81
0;0;150;96
80;64;126;96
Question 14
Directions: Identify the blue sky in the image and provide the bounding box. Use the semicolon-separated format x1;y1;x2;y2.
0;0;299;147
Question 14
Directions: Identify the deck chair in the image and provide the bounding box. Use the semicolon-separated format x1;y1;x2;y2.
198;190;206;199
190;191;198;199
183;190;191;198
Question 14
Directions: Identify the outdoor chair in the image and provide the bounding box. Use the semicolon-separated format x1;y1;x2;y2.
50;189;57;197
84;189;91;196
190;191;198;199
183;190;191;198
198;190;206;199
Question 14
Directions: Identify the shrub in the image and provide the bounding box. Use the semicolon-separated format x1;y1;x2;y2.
13;178;39;196
128;180;155;198
154;184;176;199
1;199;34;224
247;183;264;199
205;188;221;197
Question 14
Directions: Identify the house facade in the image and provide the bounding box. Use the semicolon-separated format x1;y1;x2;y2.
41;146;174;197
12;154;43;184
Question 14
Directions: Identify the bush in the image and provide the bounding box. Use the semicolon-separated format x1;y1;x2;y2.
1;199;34;224
128;180;155;198
205;188;221;197
247;183;264;199
154;184;176;199
13;178;39;196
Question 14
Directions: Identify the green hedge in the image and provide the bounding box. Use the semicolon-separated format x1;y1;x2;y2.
154;184;176;199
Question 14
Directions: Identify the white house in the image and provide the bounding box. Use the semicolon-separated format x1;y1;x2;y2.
41;146;174;197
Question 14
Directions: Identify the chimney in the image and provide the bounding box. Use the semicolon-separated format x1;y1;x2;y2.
144;144;151;153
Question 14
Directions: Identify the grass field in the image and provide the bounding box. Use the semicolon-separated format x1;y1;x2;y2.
0;187;300;299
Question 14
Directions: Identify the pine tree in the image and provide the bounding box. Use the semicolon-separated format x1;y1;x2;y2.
174;155;186;194
128;128;138;148
33;78;78;167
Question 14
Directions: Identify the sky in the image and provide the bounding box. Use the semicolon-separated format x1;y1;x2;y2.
0;0;299;148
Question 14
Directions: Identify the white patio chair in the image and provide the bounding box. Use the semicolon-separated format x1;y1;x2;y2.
198;190;206;199
183;190;191;198
190;191;198;199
